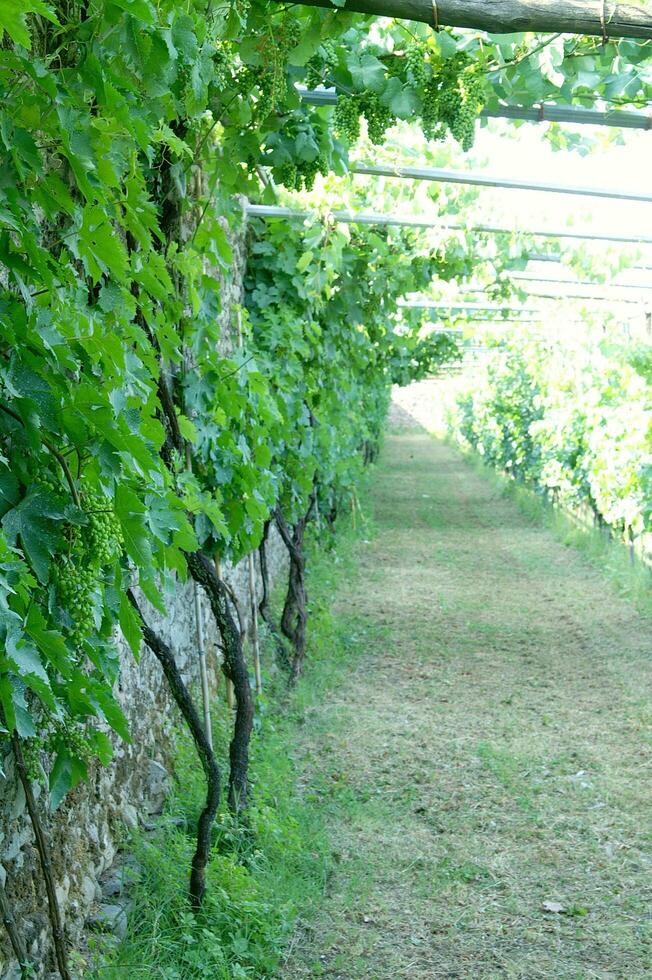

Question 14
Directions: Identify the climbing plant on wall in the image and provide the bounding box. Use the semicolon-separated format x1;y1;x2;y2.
0;0;650;971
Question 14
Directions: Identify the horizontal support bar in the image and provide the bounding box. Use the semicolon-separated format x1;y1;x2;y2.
516;290;642;304
299;88;652;131
398;300;542;313
353;163;652;204
274;0;652;41
511;273;652;290
245;203;652;246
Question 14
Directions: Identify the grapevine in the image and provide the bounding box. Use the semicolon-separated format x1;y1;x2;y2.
333;94;362;142
306;39;338;88
362;93;395;145
0;0;635;955
405;42;430;89
421;52;487;150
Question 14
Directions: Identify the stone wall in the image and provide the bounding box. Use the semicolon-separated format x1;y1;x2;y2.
0;211;289;979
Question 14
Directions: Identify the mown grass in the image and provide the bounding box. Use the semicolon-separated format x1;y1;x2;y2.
88;493;375;980
284;430;652;979
457;444;652;619
89;418;652;979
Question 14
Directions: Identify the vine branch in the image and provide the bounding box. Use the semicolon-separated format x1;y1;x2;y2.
127;590;221;909
183;551;254;812
0;402;81;507
11;735;71;980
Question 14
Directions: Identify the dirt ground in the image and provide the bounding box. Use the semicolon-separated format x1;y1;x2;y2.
283;406;652;979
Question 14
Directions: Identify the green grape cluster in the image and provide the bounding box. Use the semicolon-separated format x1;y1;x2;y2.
55;551;96;637
47;719;93;764
257;64;288;113
233;0;251;19
84;491;124;566
446;64;485;151
421;52;485;151
21;736;44;781
247;18;302;114
405;43;429;88
322;39;337;70
212;42;232;91
35;470;61;494
53;489;123;646
306;39;338;88
299;155;328;191
362;93;395;145
333;94;362;142
278;18;301;51
277;161;298;189
276;155;328;192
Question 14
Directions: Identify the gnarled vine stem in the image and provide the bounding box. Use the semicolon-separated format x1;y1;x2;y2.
258;519;289;668
183;551;254;813
11;735;71;980
127;590;221;909
154;356;254;812
275;489;317;681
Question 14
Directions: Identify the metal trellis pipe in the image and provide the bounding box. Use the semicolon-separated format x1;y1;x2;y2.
299;88;652;132
398;300;543;313
245;203;652;247
236;308;263;698
510;273;652;290
352;162;652;205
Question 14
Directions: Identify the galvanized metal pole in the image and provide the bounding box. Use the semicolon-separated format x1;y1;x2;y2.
247;552;263;696
512;273;652;290
245;202;652;247
214;555;235;710
299;87;652;132
398;300;543;313
236;308;263;697
193;568;213;749
353;162;652;205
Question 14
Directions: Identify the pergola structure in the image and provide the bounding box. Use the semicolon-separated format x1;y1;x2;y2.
247;98;652;336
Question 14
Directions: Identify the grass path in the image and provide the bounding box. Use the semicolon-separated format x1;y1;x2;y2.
284;424;652;979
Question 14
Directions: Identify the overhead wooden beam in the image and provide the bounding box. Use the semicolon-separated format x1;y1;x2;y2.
277;0;652;39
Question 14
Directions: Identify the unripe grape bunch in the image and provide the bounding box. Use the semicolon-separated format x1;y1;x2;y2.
306;38;338;89
420;51;486;151
333;94;363;142
84;490;124;566
53;488;123;647
47;719;93;765
361;93;395;146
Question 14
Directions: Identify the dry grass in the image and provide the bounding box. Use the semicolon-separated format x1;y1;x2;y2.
283;414;652;979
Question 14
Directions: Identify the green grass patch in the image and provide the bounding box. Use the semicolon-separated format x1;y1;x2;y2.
448;435;652;619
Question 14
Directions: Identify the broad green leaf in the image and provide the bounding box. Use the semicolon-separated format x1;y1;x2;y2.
2;490;68;582
0;0;58;49
118;591;143;658
49;749;73;810
114;486;154;575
